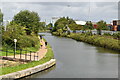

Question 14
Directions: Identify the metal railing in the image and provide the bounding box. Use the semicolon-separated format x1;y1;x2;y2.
0;48;39;62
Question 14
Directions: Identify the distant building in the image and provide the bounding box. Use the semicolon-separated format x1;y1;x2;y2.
112;20;120;31
92;22;97;29
75;21;86;30
75;21;86;25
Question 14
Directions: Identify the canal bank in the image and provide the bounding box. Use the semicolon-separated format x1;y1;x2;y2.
0;59;56;79
0;37;56;79
20;33;118;78
52;32;120;52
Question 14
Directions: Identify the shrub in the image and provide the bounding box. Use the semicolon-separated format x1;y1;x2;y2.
103;33;111;36
2;23;40;49
113;32;120;39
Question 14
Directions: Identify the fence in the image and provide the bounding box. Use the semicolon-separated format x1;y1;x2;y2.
0;48;39;62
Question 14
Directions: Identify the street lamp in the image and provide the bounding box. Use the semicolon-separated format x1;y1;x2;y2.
14;39;17;58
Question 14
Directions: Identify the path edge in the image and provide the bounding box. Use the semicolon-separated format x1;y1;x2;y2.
0;59;56;79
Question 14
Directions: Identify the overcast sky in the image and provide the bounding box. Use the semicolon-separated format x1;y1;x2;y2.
0;1;119;24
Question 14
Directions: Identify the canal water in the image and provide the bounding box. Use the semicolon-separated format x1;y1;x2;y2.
21;33;119;78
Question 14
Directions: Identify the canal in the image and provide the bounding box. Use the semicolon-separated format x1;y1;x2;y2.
21;33;119;78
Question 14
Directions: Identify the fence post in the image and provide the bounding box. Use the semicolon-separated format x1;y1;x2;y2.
14;48;15;58
25;50;27;61
20;49;22;59
25;54;27;61
37;52;38;61
34;52;35;61
30;51;31;61
6;49;8;57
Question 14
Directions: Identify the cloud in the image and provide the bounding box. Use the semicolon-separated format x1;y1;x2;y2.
1;0;120;2
1;2;118;23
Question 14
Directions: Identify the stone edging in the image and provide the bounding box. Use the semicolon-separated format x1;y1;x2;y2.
0;59;56;79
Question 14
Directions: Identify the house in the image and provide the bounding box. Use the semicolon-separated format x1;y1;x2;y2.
112;20;120;31
75;21;86;25
92;22;97;29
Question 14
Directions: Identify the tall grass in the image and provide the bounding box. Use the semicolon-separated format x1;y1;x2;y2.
52;32;120;52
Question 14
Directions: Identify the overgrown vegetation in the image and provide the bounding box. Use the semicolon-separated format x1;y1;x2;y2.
0;9;3;25
2;22;40;50
52;32;120;52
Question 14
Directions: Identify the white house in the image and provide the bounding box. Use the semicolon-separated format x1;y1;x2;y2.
75;21;86;25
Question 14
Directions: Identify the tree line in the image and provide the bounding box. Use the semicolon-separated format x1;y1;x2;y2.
1;10;46;49
52;17;109;35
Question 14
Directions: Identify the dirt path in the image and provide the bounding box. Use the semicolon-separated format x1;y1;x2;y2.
6;38;47;61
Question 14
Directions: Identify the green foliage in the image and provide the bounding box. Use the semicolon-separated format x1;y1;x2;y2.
70;33;120;51
84;21;93;30
96;20;107;35
97;20;107;30
53;17;77;31
52;32;120;51
46;23;53;30
113;32;120;39
2;22;40;49
38;22;46;31
0;9;3;25
1;39;54;75
103;33;111;36
13;10;40;35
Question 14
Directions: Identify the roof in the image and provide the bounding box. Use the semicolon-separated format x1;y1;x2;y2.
75;21;86;25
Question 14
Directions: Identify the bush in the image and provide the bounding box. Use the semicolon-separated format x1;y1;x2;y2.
113;32;120;39
2;23;40;49
53;32;120;51
103;33;111;36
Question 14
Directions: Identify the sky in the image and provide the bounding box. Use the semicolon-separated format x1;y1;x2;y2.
0;0;119;24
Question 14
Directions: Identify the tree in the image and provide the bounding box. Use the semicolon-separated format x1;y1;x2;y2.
97;20;107;35
2;22;26;48
84;21;93;30
2;22;40;48
39;22;46;31
0;9;3;25
13;10;40;35
46;23;53;30
53;17;77;32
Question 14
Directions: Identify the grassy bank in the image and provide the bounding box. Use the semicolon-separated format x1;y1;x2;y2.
52;32;120;52
1;39;54;75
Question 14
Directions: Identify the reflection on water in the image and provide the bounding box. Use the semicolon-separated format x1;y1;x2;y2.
96;47;119;54
20;65;56;80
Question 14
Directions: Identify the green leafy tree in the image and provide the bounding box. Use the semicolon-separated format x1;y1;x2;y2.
53;17;77;32
39;22;46;31
13;10;40;35
97;20;107;35
0;9;3;25
84;21;93;30
2;22;26;48
2;22;39;48
46;23;53;30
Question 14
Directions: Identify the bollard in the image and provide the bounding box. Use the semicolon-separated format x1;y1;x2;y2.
20;49;22;59
37;52;38;61
30;51;32;61
14;48;15;58
25;54;27;61
33;52;35;61
6;49;8;57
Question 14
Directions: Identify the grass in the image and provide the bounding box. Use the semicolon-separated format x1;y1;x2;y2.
1;39;54;75
52;32;120;52
1;40;40;56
